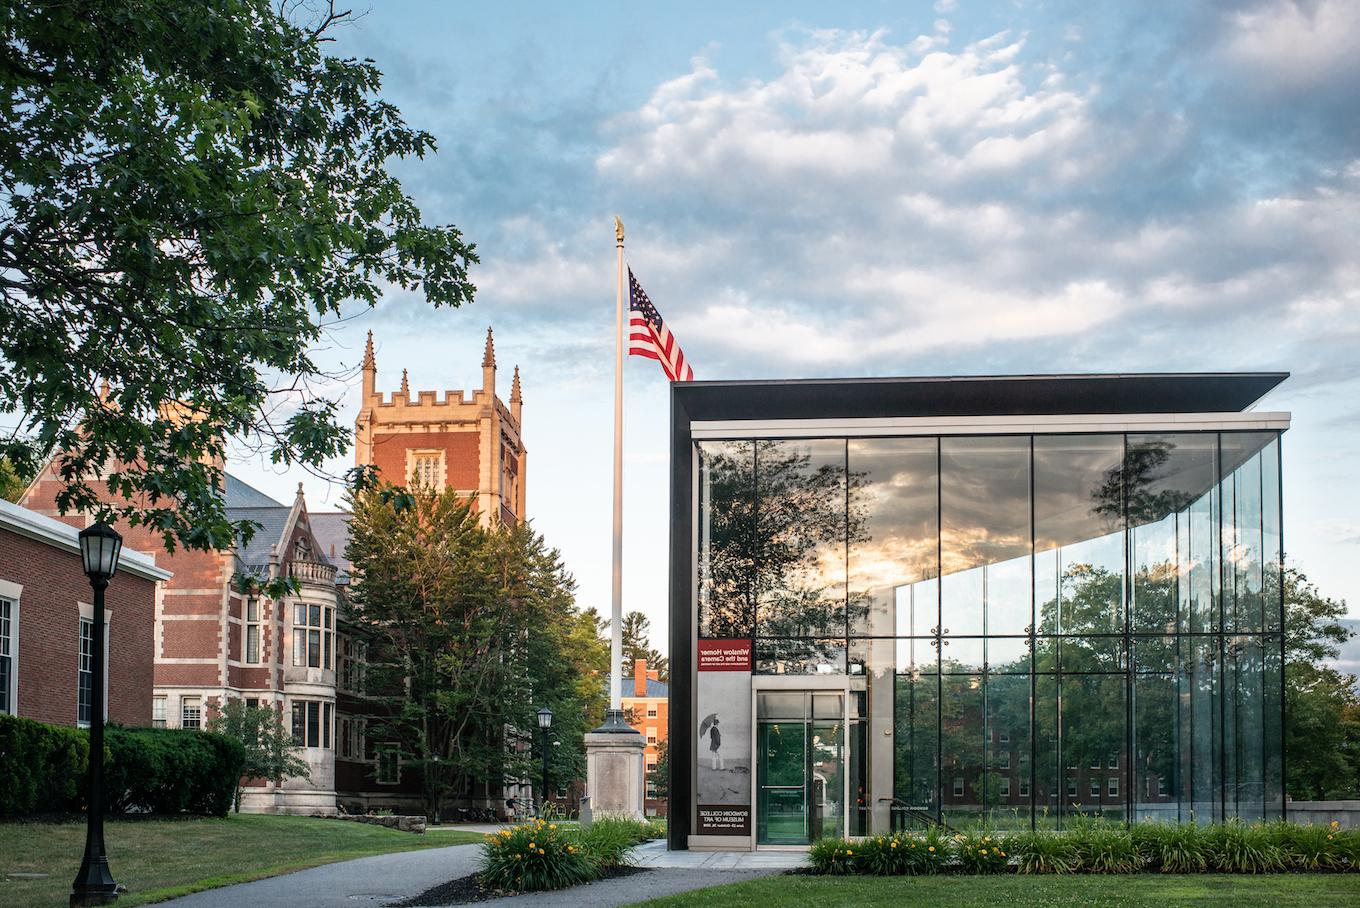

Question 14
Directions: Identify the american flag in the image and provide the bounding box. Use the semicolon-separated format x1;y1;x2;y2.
628;268;694;382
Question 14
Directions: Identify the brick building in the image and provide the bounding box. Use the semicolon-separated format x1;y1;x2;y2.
355;328;525;524
620;658;669;816
22;461;345;813
0;498;169;729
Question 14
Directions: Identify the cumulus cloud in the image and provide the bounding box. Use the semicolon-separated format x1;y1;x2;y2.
582;25;1360;378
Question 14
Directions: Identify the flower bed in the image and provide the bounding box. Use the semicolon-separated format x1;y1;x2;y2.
807;820;1359;876
478;816;661;892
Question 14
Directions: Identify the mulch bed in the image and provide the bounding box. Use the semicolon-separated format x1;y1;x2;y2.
391;865;650;906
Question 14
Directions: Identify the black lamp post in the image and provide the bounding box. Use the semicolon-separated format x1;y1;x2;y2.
536;707;553;812
72;522;122;907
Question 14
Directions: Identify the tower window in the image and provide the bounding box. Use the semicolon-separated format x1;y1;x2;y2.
408;449;445;492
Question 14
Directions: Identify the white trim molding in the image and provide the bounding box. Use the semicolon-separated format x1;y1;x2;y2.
690;411;1291;440
0;499;171;581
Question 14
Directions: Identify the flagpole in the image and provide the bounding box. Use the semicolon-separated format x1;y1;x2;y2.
610;216;625;715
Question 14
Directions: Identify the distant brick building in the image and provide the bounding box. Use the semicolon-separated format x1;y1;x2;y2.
620;658;669;816
21;468;344;813
355;328;525;525
0;498;168;729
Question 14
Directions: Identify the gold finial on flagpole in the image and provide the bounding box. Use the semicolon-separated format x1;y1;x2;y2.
614;216;625;247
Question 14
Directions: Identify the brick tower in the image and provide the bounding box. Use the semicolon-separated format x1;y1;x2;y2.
354;329;526;526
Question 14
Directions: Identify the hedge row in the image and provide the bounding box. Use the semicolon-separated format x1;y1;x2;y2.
0;714;245;817
809;821;1360;875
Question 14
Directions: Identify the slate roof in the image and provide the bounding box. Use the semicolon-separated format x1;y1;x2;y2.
619;676;670;698
309;512;353;584
225;474;286;509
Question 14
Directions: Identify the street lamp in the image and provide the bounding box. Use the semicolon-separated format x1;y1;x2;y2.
72;522;122;907
536;707;553;813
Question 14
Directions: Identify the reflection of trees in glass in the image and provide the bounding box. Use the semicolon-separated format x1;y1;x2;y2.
894;672;938;808
1093;439;1197;526
698;440;865;638
1037;563;1123;671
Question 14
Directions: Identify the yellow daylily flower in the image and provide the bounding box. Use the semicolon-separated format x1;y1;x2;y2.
928;846;935;852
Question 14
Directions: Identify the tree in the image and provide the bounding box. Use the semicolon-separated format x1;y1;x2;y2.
1282;566;1360;799
0;458;27;502
0;1;476;552
649;736;669;800
620;610;668;682
206;699;309;813
346;480;604;819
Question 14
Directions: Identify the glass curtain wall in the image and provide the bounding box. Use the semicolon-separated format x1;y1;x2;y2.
697;431;1283;832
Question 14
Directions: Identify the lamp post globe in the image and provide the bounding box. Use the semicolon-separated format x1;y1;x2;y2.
536;707;553;813
72;522;123;906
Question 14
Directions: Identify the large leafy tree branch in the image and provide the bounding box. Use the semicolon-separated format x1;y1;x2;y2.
0;0;476;551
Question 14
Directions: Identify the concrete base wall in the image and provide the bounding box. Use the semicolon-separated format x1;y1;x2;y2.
239;786;338;816
1287;801;1360;828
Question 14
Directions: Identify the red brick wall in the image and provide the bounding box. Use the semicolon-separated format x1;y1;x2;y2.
0;529;157;727
368;431;480;490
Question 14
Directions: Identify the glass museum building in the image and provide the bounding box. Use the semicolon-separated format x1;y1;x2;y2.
666;373;1288;851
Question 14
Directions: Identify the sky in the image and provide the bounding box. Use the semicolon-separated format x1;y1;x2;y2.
229;0;1360;644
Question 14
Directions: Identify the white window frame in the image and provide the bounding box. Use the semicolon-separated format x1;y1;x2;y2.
1108;777;1120;797
293;603;334;670
953;776;964;797
406;449;446;492
1000;777;1010;798
76;602;109;729
244;597;260;664
646;705;658;718
152;696;167;728
1019;778;1031;798
181;695;202;729
1089;778;1101;799
999;750;1010;770
0;585;19;716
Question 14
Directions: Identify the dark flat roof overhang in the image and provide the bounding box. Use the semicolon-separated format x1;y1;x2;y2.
671;372;1288;423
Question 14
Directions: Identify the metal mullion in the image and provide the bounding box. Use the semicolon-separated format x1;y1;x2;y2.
1217;433;1227;822
1123;433;1133;825
935;436;944;825
1029;434;1037;831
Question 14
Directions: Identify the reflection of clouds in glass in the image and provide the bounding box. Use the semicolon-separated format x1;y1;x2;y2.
942;437;1029;576
1034;435;1123;553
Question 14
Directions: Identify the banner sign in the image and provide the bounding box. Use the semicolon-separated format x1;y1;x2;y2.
696;638;752;836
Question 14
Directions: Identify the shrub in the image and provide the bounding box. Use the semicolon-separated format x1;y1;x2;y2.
809;837;858;875
955;830;1011;874
0;714;88;815
1013;831;1081;874
857;834;911;876
1271;821;1347;872
0;715;245;818
480;819;596;892
105;726;244;816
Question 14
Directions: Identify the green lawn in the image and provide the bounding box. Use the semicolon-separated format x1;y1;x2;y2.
638;873;1360;907
0;814;483;907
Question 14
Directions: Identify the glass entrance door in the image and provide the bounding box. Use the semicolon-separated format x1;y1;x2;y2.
756;692;845;845
757;721;807;844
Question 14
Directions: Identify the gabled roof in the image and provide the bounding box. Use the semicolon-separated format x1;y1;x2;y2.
225;474;286;509
0;498;171;581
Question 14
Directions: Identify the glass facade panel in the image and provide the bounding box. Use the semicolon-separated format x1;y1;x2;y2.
848;438;938;638
941;437;1031;637
695;428;1284;833
755;439;847;638
698;440;755;638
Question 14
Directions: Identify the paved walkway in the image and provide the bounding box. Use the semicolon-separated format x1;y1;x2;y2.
161;840;797;908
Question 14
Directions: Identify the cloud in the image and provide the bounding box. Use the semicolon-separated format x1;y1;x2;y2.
577;25;1360;380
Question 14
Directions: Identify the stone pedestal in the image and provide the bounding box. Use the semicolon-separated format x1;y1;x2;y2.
584;709;646;821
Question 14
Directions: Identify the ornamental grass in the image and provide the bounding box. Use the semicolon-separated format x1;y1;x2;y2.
807;819;1360;877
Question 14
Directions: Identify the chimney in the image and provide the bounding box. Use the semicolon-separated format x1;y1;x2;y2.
634;658;647;698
